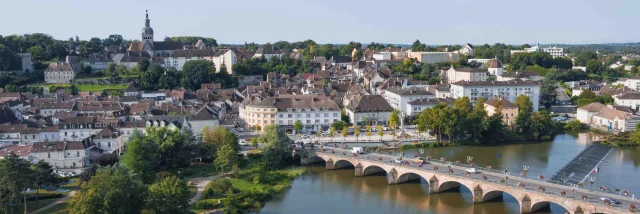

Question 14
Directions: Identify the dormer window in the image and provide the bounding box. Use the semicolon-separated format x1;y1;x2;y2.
287;108;292;112
324;107;329;111
296;108;301;112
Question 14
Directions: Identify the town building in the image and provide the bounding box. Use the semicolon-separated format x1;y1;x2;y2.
164;48;236;74
382;88;435;115
30;140;90;169
498;71;542;81
83;53;113;71
450;80;541;110
485;98;519;127
510;43;564;58
444;67;490;84
458;44;475;56
486;58;504;76
406;98;454;115
239;95;340;132
408;51;460;63
345;95;394;126
614;92;640;111
577;102;640;132
44;62;75;84
253;46;282;61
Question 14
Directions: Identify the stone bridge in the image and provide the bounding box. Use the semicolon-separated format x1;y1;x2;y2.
293;149;629;214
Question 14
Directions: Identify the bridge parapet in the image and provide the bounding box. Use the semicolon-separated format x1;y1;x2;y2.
299;150;630;214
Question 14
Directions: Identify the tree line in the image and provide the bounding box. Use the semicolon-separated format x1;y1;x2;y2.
139;59;236;91
416;95;560;144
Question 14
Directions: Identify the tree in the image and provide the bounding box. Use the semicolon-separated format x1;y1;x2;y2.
215;144;239;172
181;60;214;90
251;138;258;148
366;126;372;141
293;120;303;134
201;126;240;160
4;84;17;92
0;44;19;71
540;79;558;109
259;125;291;169
575;51;598;66
586;59;603;74
69;167;147;214
354;125;360;141
31;160;57;202
331;120;347;131
453;96;473;113
141;64;164;90
103;34;124;46
389;109;400;130
147;175;191;214
138;59;151;73
121;130;157;183
515;95;534;136
0;152;33;214
377;125;384;140
629;124;640;146
341;126;348;142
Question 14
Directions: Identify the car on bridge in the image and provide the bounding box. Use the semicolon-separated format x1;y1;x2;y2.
412;157;425;164
600;197;621;204
392;158;403;164
465;168;478;174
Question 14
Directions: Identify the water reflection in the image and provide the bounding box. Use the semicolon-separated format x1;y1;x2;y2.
261;133;638;214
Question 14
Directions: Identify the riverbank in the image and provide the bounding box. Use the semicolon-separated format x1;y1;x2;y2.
192;158;307;213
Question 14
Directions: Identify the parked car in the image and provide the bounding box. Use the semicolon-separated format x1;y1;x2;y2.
600;197;621;204
347;128;355;135
238;139;248;146
393;158;403;164
236;127;245;132
465;168;478;173
321;130;330;136
302;134;310;139
382;126;389;131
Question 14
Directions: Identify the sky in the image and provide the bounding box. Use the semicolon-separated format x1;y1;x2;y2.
1;0;638;45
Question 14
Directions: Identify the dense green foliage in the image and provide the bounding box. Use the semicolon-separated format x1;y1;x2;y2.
259;125;292;169
0;154;58;213
147;175;191;214
571;90;614;107
233;55;312;77
69;167;147;214
121;128;196;183
509;52;572;70
170;36;217;47
417;96;559;144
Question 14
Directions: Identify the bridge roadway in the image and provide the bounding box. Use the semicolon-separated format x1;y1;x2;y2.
293;146;636;214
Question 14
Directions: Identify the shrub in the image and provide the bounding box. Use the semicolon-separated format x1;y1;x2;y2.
205;178;235;198
195;199;222;209
564;120;587;131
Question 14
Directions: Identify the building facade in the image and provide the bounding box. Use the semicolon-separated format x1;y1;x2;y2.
450;80;541;110
239;95;340;132
382;88;435;115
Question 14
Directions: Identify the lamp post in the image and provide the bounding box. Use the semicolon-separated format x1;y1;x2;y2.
467;156;473;165
522;165;529;179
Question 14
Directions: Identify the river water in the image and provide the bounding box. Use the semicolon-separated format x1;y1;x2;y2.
260;133;640;214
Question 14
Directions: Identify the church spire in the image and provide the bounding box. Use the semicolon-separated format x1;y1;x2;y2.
145;10;150;27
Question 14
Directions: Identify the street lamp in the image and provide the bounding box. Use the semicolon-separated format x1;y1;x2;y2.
467;156;473;164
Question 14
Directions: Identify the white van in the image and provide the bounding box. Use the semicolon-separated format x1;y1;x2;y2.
351;147;364;154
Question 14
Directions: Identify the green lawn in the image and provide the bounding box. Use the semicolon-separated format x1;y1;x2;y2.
47;201;69;214
10;198;59;214
75;84;128;92
170;162;219;178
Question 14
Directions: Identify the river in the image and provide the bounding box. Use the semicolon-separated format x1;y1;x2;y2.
260;133;640;214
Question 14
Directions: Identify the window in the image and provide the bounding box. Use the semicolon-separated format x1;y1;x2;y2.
324;113;329;117
333;113;338;117
48;152;50;158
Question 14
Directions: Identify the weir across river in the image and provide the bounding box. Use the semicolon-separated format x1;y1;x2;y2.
550;143;613;185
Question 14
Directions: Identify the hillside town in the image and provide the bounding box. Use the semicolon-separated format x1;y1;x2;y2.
2;7;640;214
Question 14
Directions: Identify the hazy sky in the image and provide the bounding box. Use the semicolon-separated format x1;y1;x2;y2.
2;0;638;45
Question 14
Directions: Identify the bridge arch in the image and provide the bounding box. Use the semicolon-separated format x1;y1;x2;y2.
333;159;356;169
396;172;427;184
529;201;569;214
362;165;387;176
437;180;472;193
481;189;518;203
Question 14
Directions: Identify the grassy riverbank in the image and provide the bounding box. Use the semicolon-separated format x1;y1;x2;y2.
191;157;307;213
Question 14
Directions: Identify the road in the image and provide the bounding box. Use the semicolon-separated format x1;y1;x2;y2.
306;145;636;212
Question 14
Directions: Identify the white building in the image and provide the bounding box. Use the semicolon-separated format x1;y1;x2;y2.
510;43;564;58
614;92;640;111
467;59;491;64
450;80;541;110
239;95;340;132
382;88;435;115
486;58;504;76
458;44;475;56
406;98;455;115
83;53;112;71
164;49;236;74
444;67;490;84
44;63;75;84
253;46;282;61
30;140;89;169
408;51;460;63
345;95;394;126
577;102;640;132
614;77;640;91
